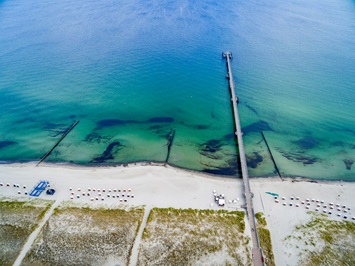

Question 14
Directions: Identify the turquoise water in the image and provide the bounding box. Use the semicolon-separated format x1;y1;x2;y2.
0;0;355;180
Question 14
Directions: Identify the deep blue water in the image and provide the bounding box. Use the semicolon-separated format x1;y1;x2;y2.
1;0;355;180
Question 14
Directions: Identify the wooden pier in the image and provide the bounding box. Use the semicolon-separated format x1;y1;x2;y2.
37;120;80;166
222;52;264;266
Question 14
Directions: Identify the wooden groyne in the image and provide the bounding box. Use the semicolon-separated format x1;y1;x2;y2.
261;131;283;180
37;120;80;166
165;129;176;164
223;52;264;266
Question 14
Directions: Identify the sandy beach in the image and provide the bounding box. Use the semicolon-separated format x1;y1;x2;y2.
1;163;354;265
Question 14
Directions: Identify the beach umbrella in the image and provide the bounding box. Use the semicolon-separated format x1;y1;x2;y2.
69;187;72;191
71;192;74;195
93;188;96;191
344;210;348;213
323;205;327;208
329;202;334;205
127;194;130;197
352;217;355;220
306;206;309;209
101;197;104;201
323;209;327;213
88;188;91;191
311;199;315;202
296;197;300;200
70;196;74;199
123;189;126;192
295;204;299;207
112;195;116;198
108;189;111;192
77;195;80;198
131;194;134;198
23;185;26;189
344;216;347;219
337;208;341;211
122;194;125;197
336;204;340;207
87;193;90;196
18;191;21;194
289;203;293;206
306;199;310;202
328;211;332;214
337;213;341;217
98;193;102;196
342;205;346;208
114;189;117;192
120;199;123;202
301;201;305;204
91;198;94;201
107;194;110;197
96;197;99;200
316;199;319;202
0;183;3;186
124;199;127;202
82;193;86;196
330;206;334;209
282;197;286;200
317;204;321;207
348;208;351;210
128;188;132;192
321;200;324;203
102;189;105;192
78;188;81;191
290;196;294;200
275;200;279;203
315;208;319;211
24;191;28;195
283;203;286;206
6;183;10;186
97;189;100;192
307;202;310;206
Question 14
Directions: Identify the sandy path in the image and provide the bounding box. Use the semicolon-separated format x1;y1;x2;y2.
129;206;152;266
13;200;60;266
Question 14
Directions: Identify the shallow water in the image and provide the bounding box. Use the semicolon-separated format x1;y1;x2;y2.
0;0;354;180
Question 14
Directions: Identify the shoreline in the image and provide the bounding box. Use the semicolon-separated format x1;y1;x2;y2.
1;160;353;183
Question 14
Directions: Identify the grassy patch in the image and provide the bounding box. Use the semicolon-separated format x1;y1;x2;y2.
0;198;53;266
22;203;144;266
287;213;355;265
139;208;251;266
255;212;276;266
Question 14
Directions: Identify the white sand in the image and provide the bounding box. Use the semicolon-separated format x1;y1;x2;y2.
251;178;355;266
1;163;354;266
0;162;245;210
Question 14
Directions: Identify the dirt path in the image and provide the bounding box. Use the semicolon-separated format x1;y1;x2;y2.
129;206;152;266
13;200;60;266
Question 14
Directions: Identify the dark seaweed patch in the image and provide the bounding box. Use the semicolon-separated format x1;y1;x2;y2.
147;117;174;123
222;133;235;141
43;123;71;137
242;120;272;134
96;119;136;128
293;136;318;150
91;141;124;163
202;158;240;176
344;159;354;170
0;141;17;149
84;132;110;143
276;148;318;165
246;152;263;169
199;139;223;154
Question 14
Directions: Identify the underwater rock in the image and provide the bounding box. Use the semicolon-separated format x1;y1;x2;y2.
242;120;272;134
91;141;124;163
0;141;17;149
293;136;318;150
246;152;263;169
202;158;240;176
343;159;354;170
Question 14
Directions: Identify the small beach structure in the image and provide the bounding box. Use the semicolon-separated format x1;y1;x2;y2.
29;180;49;197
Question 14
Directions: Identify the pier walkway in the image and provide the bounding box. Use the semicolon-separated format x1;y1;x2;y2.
222;52;264;266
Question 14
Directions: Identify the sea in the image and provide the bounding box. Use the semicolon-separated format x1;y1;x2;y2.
0;0;355;181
